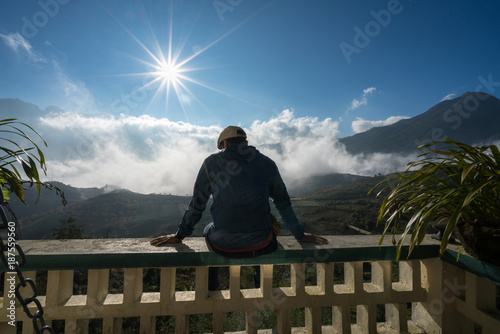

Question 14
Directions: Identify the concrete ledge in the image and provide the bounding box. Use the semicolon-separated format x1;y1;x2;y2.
441;249;500;286
3;235;442;271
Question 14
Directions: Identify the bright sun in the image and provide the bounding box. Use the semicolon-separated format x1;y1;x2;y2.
155;61;180;84
119;0;260;120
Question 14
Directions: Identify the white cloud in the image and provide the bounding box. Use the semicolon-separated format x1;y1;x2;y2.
52;61;98;114
351;115;410;134
363;87;376;95
441;93;457;101
27;108;418;195
39;112;222;194
247;110;415;186
0;32;46;63
347;87;377;111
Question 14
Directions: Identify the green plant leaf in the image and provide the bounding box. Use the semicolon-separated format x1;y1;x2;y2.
461;162;480;183
375;139;500;261
0;118;66;205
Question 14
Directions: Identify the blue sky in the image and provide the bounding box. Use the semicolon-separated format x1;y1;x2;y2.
1;0;499;193
2;0;499;134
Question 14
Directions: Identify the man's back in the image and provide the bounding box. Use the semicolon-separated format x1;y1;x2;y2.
207;144;271;232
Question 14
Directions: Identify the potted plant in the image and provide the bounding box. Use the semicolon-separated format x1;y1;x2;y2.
371;139;500;265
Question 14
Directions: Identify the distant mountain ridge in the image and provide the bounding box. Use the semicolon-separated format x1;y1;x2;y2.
288;173;370;196
2;98;43;119
1;98;66;120
340;92;500;154
9;182;197;240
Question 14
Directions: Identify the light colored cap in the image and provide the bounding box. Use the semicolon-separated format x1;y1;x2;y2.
217;126;247;149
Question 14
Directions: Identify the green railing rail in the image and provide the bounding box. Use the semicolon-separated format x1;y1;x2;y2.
1;235;442;271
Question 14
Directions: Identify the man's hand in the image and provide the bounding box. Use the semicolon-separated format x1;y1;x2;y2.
299;233;328;244
150;234;183;247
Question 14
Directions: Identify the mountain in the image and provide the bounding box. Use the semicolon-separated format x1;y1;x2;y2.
8;183;201;240
340;92;500;154
295;174;388;236
288;173;371;196
1;98;44;119
1;98;66;121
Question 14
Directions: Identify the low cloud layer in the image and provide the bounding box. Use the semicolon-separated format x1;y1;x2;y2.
351;115;410;134
27;109;418;195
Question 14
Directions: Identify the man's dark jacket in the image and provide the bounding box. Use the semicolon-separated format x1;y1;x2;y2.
176;143;305;251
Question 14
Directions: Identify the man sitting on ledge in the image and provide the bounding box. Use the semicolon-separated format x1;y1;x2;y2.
151;126;327;289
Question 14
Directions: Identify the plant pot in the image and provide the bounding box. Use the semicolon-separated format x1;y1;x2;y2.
455;222;500;266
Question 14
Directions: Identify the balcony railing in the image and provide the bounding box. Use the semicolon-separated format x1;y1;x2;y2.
1;235;499;333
